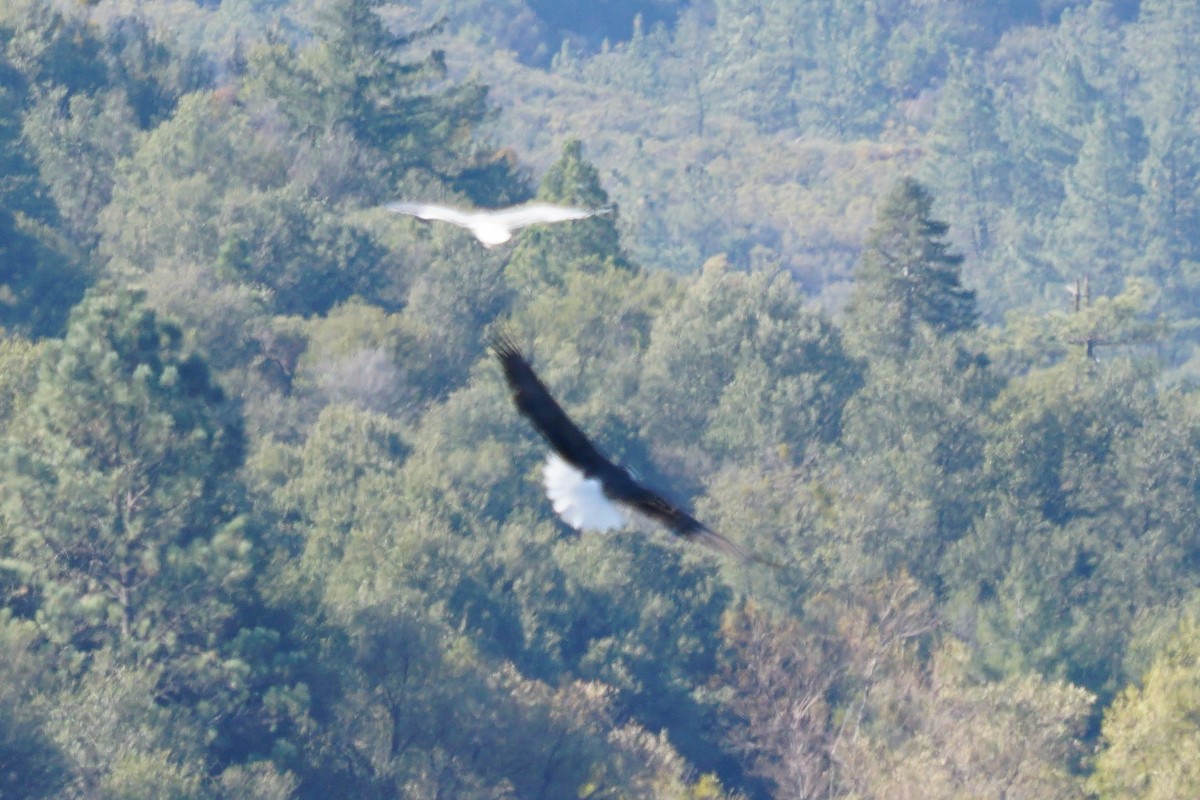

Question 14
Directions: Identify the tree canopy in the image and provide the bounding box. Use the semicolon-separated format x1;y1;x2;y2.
2;0;1199;797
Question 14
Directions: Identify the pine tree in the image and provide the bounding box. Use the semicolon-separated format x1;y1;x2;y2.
924;54;1010;261
0;31;88;336
1056;0;1132;99
505;138;628;291
1129;0;1200;298
1028;53;1099;178
0;286;247;667
246;0;496;184
1047;102;1145;297
1090;609;1200;799
994;48;1100;266
844;177;977;362
703;0;802;132
798;0;889;137
0;288;318;785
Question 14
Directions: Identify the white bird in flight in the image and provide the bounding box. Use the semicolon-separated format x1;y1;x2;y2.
385;200;613;247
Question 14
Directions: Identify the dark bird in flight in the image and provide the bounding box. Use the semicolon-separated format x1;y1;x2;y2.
493;334;765;564
386;200;613;247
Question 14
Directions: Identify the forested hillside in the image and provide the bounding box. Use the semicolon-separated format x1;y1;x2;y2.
2;0;1199;797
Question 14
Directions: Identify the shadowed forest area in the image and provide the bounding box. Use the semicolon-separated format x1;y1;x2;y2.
2;0;1200;797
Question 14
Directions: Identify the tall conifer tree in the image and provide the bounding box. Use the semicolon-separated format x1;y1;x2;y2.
0;287;248;665
505;139;627;290
1131;0;1200;290
925;54;1010;260
1048;103;1145;296
844;177;977;361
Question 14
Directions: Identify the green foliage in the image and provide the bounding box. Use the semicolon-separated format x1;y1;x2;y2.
505;138;629;290
0;206;85;338
0;288;320;791
41;653;210;800
244;0;503;189
101;92;392;317
0;8;94;337
0;613;67;799
923;52;1011;275
1090;609;1200;799
993;278;1163;371
844;177;977;361
507;259;672;433
639;256;863;475
0;290;313;785
10;0;1200;796
0;331;39;433
252;387;742;797
835;333;997;587
1;287;246;653
1046;103;1145;298
945;353;1200;696
21;87;138;252
0;0;106;106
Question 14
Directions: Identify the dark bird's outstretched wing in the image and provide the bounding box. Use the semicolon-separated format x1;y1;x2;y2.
491;333;612;475
597;466;757;562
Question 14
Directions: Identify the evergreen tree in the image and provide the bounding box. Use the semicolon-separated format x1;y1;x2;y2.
796;0;890;137
505;138;628;291
0;286;248;682
639;256;863;472
1090;608;1200;799
843;177;977;362
1056;0;1132;99
1046;102;1145;297
1029;54;1099;171
702;0;802;132
0;23;88;336
996;47;1100;268
944;348;1200;696
245;0;503;189
1129;0;1200;309
0;288;317;788
836;335;996;588
924;53;1011;261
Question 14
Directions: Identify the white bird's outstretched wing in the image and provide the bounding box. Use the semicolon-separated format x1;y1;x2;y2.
488;202;612;230
387;200;613;246
385;202;476;227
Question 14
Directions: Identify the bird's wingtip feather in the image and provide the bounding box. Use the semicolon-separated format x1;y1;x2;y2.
489;326;523;361
686;525;782;568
